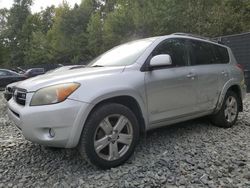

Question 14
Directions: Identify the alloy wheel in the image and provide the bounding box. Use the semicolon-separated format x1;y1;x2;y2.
224;96;238;123
94;114;133;161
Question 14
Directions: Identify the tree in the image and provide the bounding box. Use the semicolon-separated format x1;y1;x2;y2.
47;0;96;64
24;31;53;65
0;9;9;67
40;6;55;34
87;12;103;56
1;0;250;67
102;0;135;51
5;0;32;67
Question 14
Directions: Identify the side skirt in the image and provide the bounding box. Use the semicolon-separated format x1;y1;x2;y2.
147;110;214;131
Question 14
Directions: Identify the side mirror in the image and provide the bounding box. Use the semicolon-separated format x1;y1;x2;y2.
150;54;172;68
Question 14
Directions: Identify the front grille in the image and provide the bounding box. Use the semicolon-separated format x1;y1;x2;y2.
13;89;27;106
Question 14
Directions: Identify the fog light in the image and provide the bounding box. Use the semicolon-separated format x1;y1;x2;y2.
49;128;55;138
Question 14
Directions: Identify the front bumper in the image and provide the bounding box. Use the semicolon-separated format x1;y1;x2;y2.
7;96;93;148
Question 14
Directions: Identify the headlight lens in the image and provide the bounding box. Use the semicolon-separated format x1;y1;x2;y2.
30;83;80;106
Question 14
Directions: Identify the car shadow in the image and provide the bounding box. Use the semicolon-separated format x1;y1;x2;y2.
16;116;214;170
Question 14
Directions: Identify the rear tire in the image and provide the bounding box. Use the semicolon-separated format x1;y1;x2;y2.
78;103;139;169
211;90;240;128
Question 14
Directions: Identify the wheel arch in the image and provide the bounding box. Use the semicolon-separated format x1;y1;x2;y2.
86;95;147;135
68;94;147;148
215;82;243;113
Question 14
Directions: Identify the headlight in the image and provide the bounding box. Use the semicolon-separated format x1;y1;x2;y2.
30;83;80;106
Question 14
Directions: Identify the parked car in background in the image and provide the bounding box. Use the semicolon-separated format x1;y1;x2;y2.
7;33;246;169
0;69;27;89
24;68;45;78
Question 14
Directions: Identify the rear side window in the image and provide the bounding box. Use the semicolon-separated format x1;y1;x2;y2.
189;40;215;65
189;39;229;65
213;45;229;64
152;38;188;67
36;69;45;73
0;70;9;76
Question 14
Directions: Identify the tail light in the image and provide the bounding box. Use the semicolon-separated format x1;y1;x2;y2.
236;64;244;72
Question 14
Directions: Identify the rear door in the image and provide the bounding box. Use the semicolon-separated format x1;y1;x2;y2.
145;38;199;124
187;39;225;111
212;45;230;89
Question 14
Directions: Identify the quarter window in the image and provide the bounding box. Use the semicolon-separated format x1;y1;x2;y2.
152;39;188;67
0;70;8;76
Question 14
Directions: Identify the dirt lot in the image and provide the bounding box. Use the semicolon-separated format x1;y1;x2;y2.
0;92;249;188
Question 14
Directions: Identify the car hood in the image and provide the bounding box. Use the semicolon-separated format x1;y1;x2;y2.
16;66;124;92
7;81;21;88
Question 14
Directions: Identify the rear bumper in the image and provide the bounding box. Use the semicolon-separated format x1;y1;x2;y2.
7;98;93;148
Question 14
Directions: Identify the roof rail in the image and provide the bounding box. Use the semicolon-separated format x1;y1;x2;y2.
172;32;222;44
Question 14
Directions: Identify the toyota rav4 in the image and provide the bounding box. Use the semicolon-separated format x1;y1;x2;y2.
7;33;246;169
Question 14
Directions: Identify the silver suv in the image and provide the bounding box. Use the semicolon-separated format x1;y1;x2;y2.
7;33;246;169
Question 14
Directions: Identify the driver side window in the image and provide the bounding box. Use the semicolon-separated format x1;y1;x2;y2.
152;38;188;67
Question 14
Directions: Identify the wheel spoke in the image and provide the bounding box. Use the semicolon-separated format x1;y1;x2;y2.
228;112;232;122
95;136;110;153
117;133;132;145
109;142;119;160
231;108;236;115
225;96;238;123
114;116;128;133
230;98;236;107
225;107;228;114
99;118;113;135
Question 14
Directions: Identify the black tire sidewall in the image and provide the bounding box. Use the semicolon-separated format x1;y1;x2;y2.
79;103;139;169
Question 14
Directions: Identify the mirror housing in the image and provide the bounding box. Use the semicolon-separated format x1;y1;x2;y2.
149;54;172;68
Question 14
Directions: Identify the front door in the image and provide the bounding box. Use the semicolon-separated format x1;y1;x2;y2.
145;38;198;124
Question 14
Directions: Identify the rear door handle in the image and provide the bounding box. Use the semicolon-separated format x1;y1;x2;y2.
186;73;196;79
221;71;228;77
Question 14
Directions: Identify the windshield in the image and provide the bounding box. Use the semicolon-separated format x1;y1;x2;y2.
88;38;156;67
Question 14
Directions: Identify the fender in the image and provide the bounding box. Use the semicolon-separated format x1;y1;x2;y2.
89;89;149;127
67;88;149;148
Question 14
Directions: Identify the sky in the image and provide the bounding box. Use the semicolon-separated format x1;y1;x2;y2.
0;0;82;13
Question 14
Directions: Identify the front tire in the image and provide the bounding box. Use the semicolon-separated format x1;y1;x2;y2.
211;90;240;128
78;103;139;169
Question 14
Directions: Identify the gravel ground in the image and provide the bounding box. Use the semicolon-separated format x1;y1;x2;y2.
0;92;249;188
